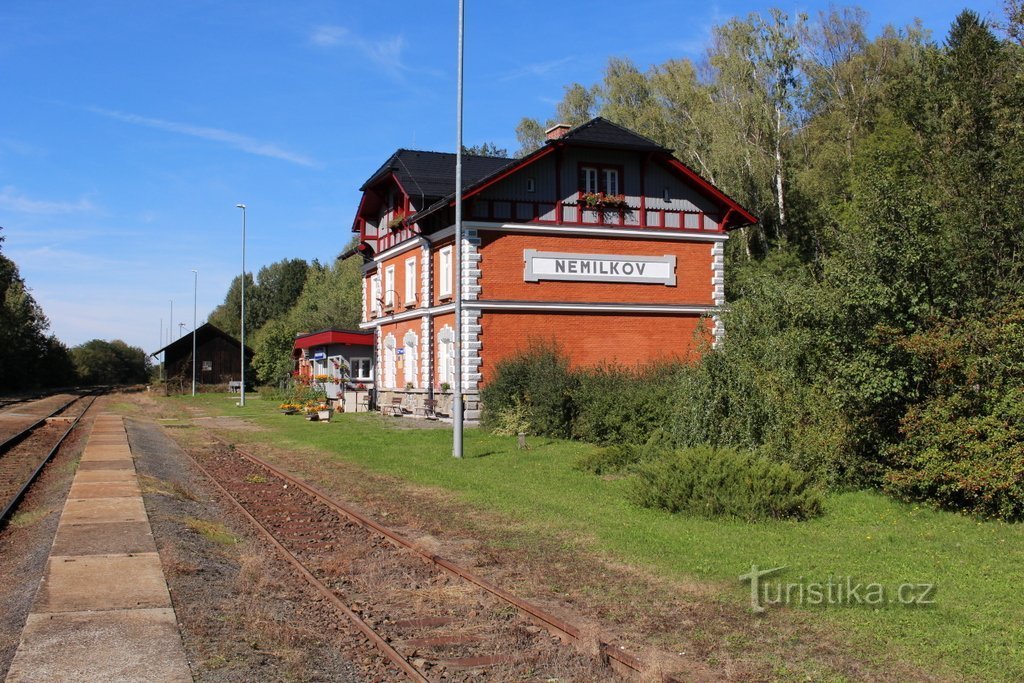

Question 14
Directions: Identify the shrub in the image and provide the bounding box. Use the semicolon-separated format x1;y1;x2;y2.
574;444;640;475
628;446;824;522
573;428;675;475
570;363;682;445
885;390;1024;520
883;300;1024;520
491;397;532;437
481;341;576;438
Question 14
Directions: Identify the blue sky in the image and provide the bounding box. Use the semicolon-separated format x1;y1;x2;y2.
0;0;1004;353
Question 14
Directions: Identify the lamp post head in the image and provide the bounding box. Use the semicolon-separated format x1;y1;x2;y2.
236;203;246;210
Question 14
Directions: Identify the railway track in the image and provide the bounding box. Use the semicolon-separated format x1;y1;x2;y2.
191;437;695;683
0;392;99;526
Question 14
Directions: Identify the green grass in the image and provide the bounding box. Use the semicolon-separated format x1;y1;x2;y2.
169;393;1024;681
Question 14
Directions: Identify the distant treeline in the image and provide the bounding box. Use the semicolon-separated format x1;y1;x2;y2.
484;7;1024;520
0;229;150;391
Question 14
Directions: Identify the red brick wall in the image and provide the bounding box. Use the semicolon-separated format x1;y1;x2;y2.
478;233;714;305
479;311;709;385
376;319;423;389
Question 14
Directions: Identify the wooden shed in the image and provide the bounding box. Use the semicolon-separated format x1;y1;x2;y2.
152;322;253;391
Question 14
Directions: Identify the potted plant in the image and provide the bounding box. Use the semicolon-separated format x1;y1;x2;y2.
580;192;629;210
387;212;406;231
439;382;451;393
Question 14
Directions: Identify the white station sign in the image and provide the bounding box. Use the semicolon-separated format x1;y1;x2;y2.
523;249;676;286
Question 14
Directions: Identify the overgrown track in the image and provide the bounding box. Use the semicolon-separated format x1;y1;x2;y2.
0;392;99;527
193;437;694;682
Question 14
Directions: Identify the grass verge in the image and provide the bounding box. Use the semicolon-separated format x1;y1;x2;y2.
166;393;1023;681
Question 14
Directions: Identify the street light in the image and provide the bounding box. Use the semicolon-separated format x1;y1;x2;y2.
192;269;198;397
236;203;247;406
452;0;465;459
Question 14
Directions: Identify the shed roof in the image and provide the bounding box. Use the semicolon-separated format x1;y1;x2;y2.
150;322;253;358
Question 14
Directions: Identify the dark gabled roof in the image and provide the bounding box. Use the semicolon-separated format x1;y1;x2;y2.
150;322;253;358
360;149;515;203
558;117;668;152
410;116;757;230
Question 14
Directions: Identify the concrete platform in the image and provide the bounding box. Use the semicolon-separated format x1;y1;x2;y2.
5;413;192;683
4;609;192;683
59;496;148;524
35;553;172;612
51;521;156;556
68;480;142;498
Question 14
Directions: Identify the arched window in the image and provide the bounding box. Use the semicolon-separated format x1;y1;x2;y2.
403;331;418;388
437;326;455;389
383;334;397;389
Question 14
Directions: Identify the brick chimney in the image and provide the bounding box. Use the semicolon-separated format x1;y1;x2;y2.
545;123;571;140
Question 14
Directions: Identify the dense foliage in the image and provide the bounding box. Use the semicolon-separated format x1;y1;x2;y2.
487;7;1024;520
70;339;151;385
0;229;77;391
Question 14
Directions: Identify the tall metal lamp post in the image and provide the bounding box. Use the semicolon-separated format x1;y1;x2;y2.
452;0;465;458
236;203;247;407
191;269;198;397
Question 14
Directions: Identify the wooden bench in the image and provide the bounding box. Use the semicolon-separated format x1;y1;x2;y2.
421;399;439;420
385;397;405;417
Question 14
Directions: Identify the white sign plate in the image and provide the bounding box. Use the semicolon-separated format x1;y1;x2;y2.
523;249;676;286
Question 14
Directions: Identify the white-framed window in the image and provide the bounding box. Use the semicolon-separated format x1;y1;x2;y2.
582;166;599;193
403;331;418;388
350;357;372;381
437;326;455;388
383;334;396;388
329;355;348;380
384;265;395;308
404;256;417;305
604;168;619;195
370;273;381;316
439;246;453;298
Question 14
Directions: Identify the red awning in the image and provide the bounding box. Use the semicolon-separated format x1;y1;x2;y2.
293;330;374;350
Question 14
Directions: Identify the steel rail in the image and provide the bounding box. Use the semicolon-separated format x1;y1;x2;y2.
187;454;429;682
210;436;688;683
0;393;84;455
0;393;99;527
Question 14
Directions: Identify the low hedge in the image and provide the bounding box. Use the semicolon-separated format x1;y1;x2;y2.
628;446;824;522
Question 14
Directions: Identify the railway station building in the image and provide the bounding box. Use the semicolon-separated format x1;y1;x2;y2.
345;118;756;420
292;328;375;411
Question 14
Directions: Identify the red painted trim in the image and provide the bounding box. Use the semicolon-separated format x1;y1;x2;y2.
661;156;757;228
293;330;374;350
352;192;369;236
459;145;557;202
555;147;563;225
639;153;648;227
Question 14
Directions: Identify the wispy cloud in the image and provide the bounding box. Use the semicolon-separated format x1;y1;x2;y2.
0;186;94;215
85;106;319;168
498;56;575;82
309;24;414;80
